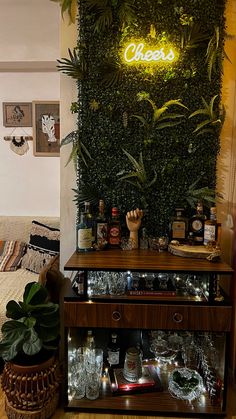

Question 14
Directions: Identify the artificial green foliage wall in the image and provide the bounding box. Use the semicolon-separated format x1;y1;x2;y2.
75;0;226;235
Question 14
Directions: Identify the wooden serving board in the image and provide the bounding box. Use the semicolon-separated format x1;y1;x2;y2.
168;244;214;259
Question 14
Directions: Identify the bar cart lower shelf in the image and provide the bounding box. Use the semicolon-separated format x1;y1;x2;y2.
66;372;225;416
64;249;233;417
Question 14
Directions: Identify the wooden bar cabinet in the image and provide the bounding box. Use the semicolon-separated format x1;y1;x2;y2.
63;249;233;416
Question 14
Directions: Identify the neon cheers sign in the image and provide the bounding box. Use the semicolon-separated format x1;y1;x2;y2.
123;42;175;64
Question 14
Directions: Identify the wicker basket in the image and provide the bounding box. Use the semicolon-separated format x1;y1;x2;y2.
1;356;60;417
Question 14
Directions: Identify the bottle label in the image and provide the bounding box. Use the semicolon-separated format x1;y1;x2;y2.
107;350;120;365
204;225;216;245
172;221;186;239
97;222;108;243
77;228;92;250
191;219;203;232
109;227;120;245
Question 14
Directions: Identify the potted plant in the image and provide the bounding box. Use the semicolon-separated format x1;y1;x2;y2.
0;281;61;418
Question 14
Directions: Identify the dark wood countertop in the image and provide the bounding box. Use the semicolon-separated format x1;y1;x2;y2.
64;249;233;273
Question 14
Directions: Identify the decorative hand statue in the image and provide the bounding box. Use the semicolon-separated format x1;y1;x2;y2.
126;208;144;249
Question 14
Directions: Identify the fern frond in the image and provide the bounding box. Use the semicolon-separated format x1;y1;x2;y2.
100;58;123;87
57;48;85;79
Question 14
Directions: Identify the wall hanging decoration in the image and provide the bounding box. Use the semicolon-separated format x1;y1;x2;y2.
59;0;227;236
32;101;60;157
9;136;29;156
2;102;32;127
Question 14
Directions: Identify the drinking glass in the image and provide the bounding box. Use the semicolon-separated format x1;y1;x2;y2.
85;348;103;400
69;348;86;399
107;272;127;295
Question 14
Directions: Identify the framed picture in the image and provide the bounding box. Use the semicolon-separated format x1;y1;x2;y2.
3;102;32;127
33;101;60;157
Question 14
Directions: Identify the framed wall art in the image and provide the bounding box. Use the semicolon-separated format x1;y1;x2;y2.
33;101;60;157
3;102;32;127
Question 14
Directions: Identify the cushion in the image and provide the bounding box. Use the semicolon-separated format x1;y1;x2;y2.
0;240;26;272
21;220;60;274
38;255;65;303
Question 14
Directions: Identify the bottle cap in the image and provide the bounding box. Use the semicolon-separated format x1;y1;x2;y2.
112;207;119;216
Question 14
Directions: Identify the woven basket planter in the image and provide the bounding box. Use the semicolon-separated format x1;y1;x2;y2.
1;356;60;418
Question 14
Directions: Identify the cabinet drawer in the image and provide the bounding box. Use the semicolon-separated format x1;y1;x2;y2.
64;302;232;331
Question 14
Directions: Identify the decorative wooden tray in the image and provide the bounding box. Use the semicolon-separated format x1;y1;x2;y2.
168;244;217;259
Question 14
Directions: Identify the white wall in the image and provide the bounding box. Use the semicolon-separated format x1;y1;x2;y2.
0;0;60;216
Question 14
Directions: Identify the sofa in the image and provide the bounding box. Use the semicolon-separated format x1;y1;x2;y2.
0;215;60;339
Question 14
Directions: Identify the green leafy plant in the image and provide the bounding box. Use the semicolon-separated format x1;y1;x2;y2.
183;177;222;209
50;0;77;24
61;131;92;168
180;22;209;50
117;149;157;209
73;184;102;209
132;92;188;143
84;0;136;33
99;58;124;88
0;282;60;362
57;48;86;79
189;95;225;136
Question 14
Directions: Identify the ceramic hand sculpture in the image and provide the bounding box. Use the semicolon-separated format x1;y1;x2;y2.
126;208;144;249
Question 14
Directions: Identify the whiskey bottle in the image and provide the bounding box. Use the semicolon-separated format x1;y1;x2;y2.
189;202;206;245
107;333;120;367
76;210;93;252
204;207;217;246
108;207;121;248
96;199;108;248
170;208;188;242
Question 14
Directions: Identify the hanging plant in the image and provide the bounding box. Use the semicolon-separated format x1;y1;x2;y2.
189;95;225;136
50;0;77;24
57;48;86;79
84;0;137;33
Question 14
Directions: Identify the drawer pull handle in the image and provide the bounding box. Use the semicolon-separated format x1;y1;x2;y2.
112;311;121;321
173;312;183;323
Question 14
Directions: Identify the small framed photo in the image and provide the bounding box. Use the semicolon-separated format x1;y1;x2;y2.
3;102;32;127
33;101;60;157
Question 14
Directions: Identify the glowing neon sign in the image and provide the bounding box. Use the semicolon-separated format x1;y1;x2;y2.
123;42;175;64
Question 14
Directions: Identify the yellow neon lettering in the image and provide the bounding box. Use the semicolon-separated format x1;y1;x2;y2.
124;42;175;63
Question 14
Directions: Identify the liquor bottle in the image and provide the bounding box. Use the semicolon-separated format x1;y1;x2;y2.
96;199;108;248
76;210;93;252
85;330;96;364
84;201;95;243
107;332;120;367
139;227;149;249
108;207;121;248
189;202;206;245
203;206;217;246
170;208;188;242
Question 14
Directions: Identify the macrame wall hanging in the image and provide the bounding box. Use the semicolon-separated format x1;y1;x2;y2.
4;133;32;156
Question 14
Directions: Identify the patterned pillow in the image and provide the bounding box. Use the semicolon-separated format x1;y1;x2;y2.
0;240;26;271
21;220;60;274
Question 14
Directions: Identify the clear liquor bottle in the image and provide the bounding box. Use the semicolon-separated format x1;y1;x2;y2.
84;201;95;243
76;211;93;252
189;202;206;245
96;199;108;248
